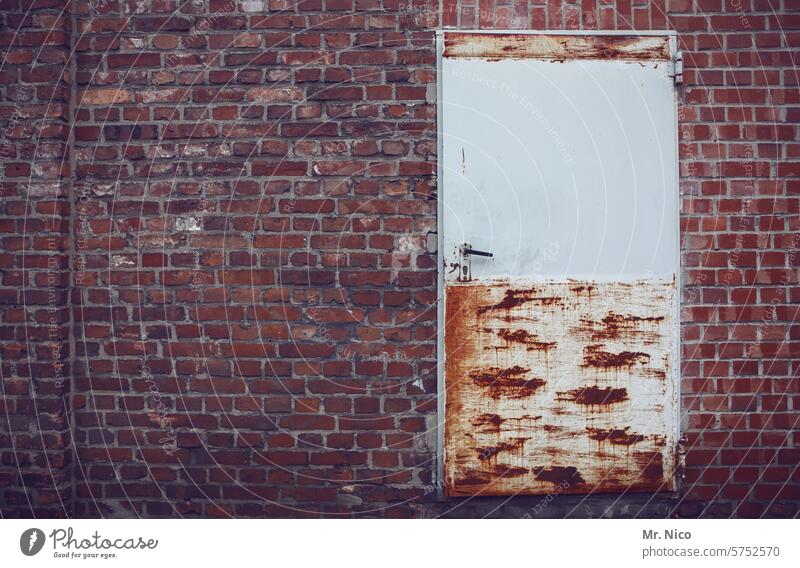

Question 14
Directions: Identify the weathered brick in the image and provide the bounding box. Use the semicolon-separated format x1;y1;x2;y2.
79;88;134;105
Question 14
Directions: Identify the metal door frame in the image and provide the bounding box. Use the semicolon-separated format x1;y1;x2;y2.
435;29;681;497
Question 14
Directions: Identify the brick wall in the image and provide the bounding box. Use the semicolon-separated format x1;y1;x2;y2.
1;0;798;518
69;0;438;518
0;0;73;518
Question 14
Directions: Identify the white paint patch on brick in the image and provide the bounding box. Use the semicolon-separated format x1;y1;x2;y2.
90;184;115;197
182;145;206;157
241;0;265;11
111;255;135;268
426;83;436;103
425;231;438;254
151;145;175;159
25;182;61;198
175;216;202;232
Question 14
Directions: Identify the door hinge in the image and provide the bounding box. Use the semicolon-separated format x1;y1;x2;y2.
675;434;688;489
670;51;683;86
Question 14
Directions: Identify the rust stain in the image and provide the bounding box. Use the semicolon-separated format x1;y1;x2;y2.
518;415;543;421
533;466;585;485
470;366;546;399
570;284;595;296
581;344;650;369
471;413;542;432
477;289;562;315
604;312;665;326
587;427;645;445
557;385;629;405
577;311;665;343
493;465;529;477
495;328;557;352
476;437;527;461
443;33;672;62
643;367;667;380
635;451;665;482
471;413;506;431
477;289;537;313
455;470;491;486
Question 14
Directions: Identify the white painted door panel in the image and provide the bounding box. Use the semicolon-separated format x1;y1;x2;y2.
441;57;677;280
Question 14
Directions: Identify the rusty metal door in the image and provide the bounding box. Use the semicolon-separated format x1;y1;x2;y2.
437;31;680;496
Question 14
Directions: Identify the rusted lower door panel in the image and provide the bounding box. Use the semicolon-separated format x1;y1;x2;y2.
444;280;677;496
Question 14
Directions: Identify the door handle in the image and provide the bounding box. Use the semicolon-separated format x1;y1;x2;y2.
463;247;493;258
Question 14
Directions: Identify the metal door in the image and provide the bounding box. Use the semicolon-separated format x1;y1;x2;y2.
437;31;680;496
